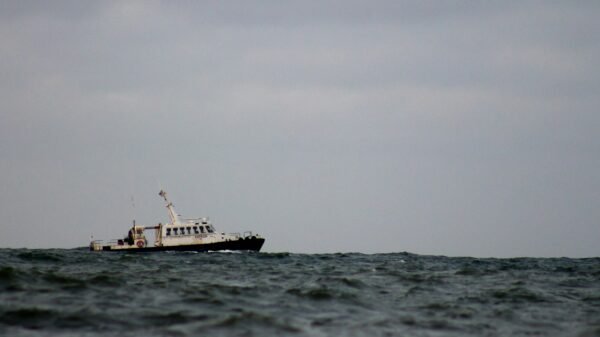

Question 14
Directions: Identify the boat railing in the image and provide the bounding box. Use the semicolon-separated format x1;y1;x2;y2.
183;217;210;224
94;239;127;246
227;232;255;239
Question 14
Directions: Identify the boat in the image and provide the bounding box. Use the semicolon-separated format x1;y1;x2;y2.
89;190;265;252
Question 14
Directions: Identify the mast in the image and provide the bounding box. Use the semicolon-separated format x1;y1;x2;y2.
159;190;181;225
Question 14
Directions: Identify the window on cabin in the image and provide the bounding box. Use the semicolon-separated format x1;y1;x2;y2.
207;226;214;233
173;228;178;235
166;228;171;236
180;227;185;235
193;226;199;234
186;227;191;234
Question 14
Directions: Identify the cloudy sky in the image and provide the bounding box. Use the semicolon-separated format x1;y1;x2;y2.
1;1;599;257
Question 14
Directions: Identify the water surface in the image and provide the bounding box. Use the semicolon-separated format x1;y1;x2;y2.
1;249;599;336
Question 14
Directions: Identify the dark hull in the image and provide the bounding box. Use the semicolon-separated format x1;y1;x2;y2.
95;238;265;253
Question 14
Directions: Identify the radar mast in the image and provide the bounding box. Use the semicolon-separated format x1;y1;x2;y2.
159;190;181;225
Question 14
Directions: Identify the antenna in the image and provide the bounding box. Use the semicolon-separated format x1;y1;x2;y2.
131;195;136;226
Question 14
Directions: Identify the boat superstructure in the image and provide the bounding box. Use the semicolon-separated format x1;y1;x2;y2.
90;190;265;252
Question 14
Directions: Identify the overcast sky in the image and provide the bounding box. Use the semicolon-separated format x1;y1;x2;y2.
1;1;599;257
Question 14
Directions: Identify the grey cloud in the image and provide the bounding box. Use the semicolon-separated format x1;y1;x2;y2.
0;1;598;257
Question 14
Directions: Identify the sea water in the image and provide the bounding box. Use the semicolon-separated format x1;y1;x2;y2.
0;249;599;337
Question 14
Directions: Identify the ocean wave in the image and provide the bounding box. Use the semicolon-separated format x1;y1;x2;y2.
0;250;598;337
